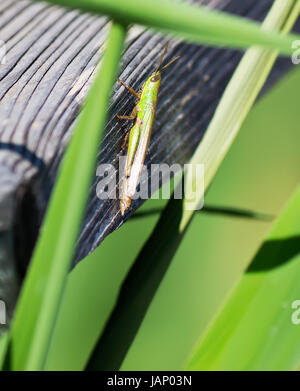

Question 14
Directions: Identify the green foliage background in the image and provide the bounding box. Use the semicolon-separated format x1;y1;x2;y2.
1;0;300;371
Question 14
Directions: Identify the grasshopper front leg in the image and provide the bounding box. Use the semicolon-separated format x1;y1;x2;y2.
117;105;138;121
117;78;140;99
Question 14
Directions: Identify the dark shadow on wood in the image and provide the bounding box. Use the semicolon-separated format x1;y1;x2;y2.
0;143;46;170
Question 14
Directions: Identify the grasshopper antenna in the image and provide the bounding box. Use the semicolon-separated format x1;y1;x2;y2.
154;43;169;74
160;55;180;72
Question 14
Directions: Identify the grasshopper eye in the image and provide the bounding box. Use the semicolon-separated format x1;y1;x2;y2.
150;75;160;82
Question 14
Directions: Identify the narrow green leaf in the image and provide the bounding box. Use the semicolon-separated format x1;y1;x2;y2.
0;333;9;369
6;22;126;371
186;183;300;371
37;0;300;55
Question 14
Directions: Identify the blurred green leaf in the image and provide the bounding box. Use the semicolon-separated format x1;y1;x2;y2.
39;0;299;55
4;23;126;371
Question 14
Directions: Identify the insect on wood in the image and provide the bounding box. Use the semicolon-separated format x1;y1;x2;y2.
117;44;180;215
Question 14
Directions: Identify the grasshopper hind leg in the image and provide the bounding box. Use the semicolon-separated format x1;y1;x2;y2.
118;106;138;152
121;131;130;151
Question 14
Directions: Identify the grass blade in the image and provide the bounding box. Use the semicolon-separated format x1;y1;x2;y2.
4;22;126;371
37;0;300;55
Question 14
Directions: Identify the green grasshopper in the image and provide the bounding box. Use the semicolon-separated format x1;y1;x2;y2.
117;44;180;215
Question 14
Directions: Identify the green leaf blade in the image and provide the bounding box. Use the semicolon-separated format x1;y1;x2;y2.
37;0;300;55
7;22;126;371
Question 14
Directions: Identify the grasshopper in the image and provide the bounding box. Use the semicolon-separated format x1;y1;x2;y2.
117;44;180;215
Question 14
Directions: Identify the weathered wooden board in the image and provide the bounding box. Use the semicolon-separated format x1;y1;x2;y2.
0;0;297;324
